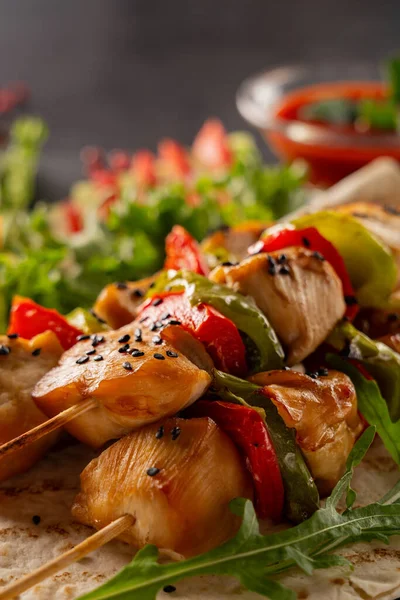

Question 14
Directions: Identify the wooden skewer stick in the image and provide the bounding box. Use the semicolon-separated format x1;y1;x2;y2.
0;514;135;600
0;397;98;459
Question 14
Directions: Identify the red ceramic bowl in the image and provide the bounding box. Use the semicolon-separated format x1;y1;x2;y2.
236;64;400;186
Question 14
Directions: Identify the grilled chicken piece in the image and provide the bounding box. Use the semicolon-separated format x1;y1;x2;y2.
211;247;345;365
72;417;253;557
0;331;63;481
93;274;158;329
201;222;269;266
250;369;363;495
336;202;400;290
33;324;212;448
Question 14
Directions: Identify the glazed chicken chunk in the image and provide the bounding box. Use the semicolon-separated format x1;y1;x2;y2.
250;369;363;494
33;324;212;448
72;417;253;557
0;331;63;481
93;274;158;329
211;247;346;365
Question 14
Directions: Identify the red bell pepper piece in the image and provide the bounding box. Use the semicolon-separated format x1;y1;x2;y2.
8;296;83;350
138;291;247;376
164;225;209;276
188;400;284;521
131;150;157;187
158;139;191;178
64;201;84;234
192;119;233;169
249;225;358;320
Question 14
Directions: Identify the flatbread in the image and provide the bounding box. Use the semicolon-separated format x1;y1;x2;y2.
0;437;399;599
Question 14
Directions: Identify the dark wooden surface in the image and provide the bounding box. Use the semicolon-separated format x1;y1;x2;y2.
0;0;399;198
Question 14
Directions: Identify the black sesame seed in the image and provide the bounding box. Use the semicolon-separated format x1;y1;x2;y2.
306;371;318;379
76;355;90;365
131;350;145;358
160;312;171;321
277;254;287;264
89;309;107;324
134;328;143;342
318;368;329;377
344;295;358;306
279;265;290;275
312;251;325;261
155;320;163;328
0;345;10;356
94;355;104;362
131;288;144;298
166;350;178;358
171;426;181;440
168;319;181;326
91;334;105;347
86;348;96;356
146;467;160;476
32;348;41;356
267;255;276;275
77;334;91;342
152;335;163;345
149;282;156;289
123;361;132;371
253;442;259;448
154;353;165;360
118;344;130;353
149;322;158;331
32;515;41;525
152;298;163;307
156;426;164;439
302;236;311;248
139;316;149;323
118;334;131;344
7;333;19;339
163;585;176;593
115;282;128;290
388;313;399;323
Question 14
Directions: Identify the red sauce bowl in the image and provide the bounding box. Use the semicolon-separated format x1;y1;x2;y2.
237;65;400;186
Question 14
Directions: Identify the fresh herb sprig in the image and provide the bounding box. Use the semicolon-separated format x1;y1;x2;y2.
78;428;400;600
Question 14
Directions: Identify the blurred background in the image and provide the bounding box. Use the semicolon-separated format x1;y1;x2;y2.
0;0;399;197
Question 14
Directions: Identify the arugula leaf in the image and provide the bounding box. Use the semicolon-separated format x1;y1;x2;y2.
327;354;400;466
77;429;400;600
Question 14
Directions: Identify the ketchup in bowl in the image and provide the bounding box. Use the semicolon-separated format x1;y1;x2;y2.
237;62;400;186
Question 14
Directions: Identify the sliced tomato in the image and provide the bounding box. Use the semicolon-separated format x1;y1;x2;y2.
158;139;191;178
138;291;247;376
192;119;233;169
164;225;209;275
188;400;284;521
8;296;83;350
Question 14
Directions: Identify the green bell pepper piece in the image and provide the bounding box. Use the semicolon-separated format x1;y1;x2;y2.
152;270;284;373
213;370;320;523
293;211;397;308
327;320;400;421
67;308;110;334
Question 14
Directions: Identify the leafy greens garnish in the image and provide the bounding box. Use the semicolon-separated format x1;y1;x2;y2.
78;428;400;600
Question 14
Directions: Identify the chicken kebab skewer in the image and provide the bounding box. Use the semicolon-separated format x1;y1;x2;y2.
0;232;347;466
0;364;364;600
